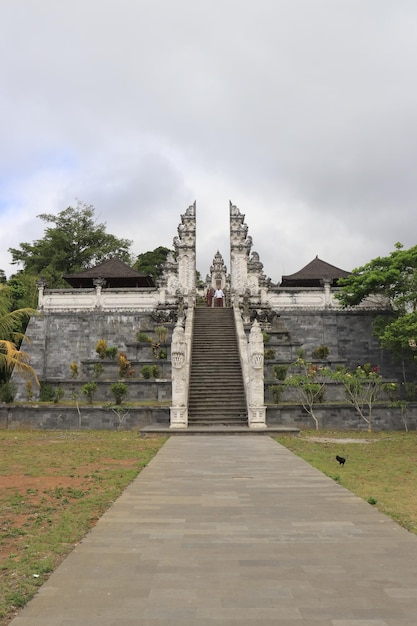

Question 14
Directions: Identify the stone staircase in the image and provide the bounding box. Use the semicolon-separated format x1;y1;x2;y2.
188;307;247;426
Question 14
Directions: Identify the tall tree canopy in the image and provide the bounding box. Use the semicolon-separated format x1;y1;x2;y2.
336;242;417;313
133;246;171;281
336;243;417;367
8;202;133;287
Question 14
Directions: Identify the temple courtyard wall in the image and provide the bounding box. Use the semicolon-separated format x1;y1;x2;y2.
4;305;414;431
1;403;416;432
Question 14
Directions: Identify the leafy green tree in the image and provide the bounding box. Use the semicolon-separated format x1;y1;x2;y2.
8;202;133;287
6;272;39;310
336;243;417;369
133;246;171;281
336;242;417;312
0;285;38;385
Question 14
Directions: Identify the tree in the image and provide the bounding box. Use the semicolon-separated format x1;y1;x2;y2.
336;243;417;368
336;242;417;312
133;246;171;281
8;202;133;287
284;356;329;430
0;285;38;385
331;364;383;432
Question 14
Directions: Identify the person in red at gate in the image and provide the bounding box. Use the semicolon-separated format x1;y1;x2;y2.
206;287;214;307
214;287;224;307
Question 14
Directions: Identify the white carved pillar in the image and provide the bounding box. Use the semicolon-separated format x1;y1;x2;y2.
229;201;252;296
173;202;197;297
170;321;188;428
321;277;332;308
93;278;106;309
36;279;48;310
248;319;266;428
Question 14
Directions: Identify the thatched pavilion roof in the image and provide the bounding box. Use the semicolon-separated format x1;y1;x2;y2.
280;256;350;288
63;257;155;288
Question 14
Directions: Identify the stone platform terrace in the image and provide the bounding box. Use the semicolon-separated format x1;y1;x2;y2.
10;436;417;625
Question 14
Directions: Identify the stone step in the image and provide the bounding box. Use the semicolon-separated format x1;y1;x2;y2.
188;308;246;426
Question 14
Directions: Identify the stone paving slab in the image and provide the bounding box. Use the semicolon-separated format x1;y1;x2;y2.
9;436;417;625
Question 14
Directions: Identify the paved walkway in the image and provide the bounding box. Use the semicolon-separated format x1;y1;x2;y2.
10;436;417;625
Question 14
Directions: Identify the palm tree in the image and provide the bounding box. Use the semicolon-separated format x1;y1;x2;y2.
0;285;39;385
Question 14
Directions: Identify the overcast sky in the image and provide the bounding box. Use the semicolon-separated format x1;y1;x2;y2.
1;0;417;284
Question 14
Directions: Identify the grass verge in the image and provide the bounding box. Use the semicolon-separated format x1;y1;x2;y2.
0;430;166;625
275;430;417;535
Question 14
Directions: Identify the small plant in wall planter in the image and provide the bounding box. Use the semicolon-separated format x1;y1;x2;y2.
269;384;284;404
311;345;330;360
105;346;118;359
137;332;149;343
53;388;65;404
154;326;168;342
92;362;104;379
264;348;276;360
118;352;134;379
70;361;79;378
272;365;288;381
110;382;128;405
95;339;108;359
262;332;271;344
158;348;167;360
81;381;97;404
141;365;160;379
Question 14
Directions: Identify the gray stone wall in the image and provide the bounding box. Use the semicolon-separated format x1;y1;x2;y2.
269;309;405;380
0;405;170;431
14;311;173;401
266;403;417;431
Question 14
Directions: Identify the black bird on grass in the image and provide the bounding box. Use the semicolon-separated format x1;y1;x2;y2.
336;455;346;466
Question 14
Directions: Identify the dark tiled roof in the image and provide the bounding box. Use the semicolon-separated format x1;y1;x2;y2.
280;256;350;287
63;258;155;288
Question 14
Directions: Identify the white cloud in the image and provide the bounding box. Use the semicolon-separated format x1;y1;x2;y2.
1;0;417;280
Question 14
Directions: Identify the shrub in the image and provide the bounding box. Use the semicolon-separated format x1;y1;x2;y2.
269;384;284;404
70;362;79;378
262;332;271;344
0;381;17;403
39;382;56;402
95;339;107;359
141;365;160;379
141;365;152;379
264;348;276;360
158;348;167;360
272;365;288;381
105;346;118;360
92;362;104;379
311;345;330;360
53;388;65;404
137;332;149;343
154;326;168;342
81;381;97;404
118;352;134;379
110;382;128;405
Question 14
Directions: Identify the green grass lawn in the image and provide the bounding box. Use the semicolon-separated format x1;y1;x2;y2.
276;430;417;534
